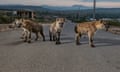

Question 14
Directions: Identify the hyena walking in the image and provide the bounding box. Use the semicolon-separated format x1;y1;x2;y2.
14;19;45;43
74;20;107;47
49;18;66;44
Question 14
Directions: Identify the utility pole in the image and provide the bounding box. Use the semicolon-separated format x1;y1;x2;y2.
93;0;96;20
78;7;81;19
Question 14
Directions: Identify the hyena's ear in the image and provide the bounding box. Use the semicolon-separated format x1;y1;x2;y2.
99;20;104;23
56;18;60;21
20;18;24;22
63;18;66;21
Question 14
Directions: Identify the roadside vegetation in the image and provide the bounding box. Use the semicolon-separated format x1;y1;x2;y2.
0;11;14;24
0;10;120;27
107;20;120;27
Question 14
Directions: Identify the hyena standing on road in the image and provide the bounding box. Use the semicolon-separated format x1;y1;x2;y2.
74;20;107;47
49;18;66;44
14;19;45;43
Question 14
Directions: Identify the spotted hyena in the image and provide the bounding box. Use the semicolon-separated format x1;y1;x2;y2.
14;19;45;43
74;20;107;47
49;18;66;44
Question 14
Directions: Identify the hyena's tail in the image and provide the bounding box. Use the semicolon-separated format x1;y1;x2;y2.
74;25;78;33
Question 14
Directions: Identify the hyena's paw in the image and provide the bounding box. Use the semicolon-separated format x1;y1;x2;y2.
76;42;81;45
43;39;45;41
28;40;31;43
90;44;95;48
56;41;61;45
53;39;56;41
20;36;24;39
35;38;38;41
23;40;27;42
49;38;52;41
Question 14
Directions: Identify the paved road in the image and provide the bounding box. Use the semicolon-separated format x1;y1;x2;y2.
0;22;120;72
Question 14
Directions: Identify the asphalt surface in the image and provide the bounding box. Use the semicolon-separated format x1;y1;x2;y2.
0;22;120;72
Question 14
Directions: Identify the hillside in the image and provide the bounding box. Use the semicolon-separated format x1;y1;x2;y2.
0;5;48;11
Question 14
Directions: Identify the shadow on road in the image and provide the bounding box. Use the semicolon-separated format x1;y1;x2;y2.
60;37;75;44
44;34;67;38
4;40;24;46
94;38;120;47
60;36;120;48
2;36;120;48
61;37;74;41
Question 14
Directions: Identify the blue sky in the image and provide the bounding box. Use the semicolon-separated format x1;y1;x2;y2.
0;0;120;8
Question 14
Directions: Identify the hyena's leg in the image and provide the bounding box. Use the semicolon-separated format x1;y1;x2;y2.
21;28;26;39
56;32;61;44
53;33;56;41
49;31;52;41
40;31;45;41
35;32;39;41
23;31;28;42
21;31;25;39
75;33;81;45
27;31;31;43
88;32;95;47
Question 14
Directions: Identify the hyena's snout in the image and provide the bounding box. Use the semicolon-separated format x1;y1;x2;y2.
59;23;64;28
17;23;22;28
105;24;110;31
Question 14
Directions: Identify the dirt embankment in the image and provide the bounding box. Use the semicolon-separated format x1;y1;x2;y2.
0;24;13;32
108;26;120;35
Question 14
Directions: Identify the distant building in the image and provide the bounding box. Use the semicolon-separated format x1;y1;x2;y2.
89;18;96;21
102;18;113;21
14;9;35;19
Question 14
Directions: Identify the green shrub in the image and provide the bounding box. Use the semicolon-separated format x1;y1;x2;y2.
0;15;14;24
108;20;120;27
